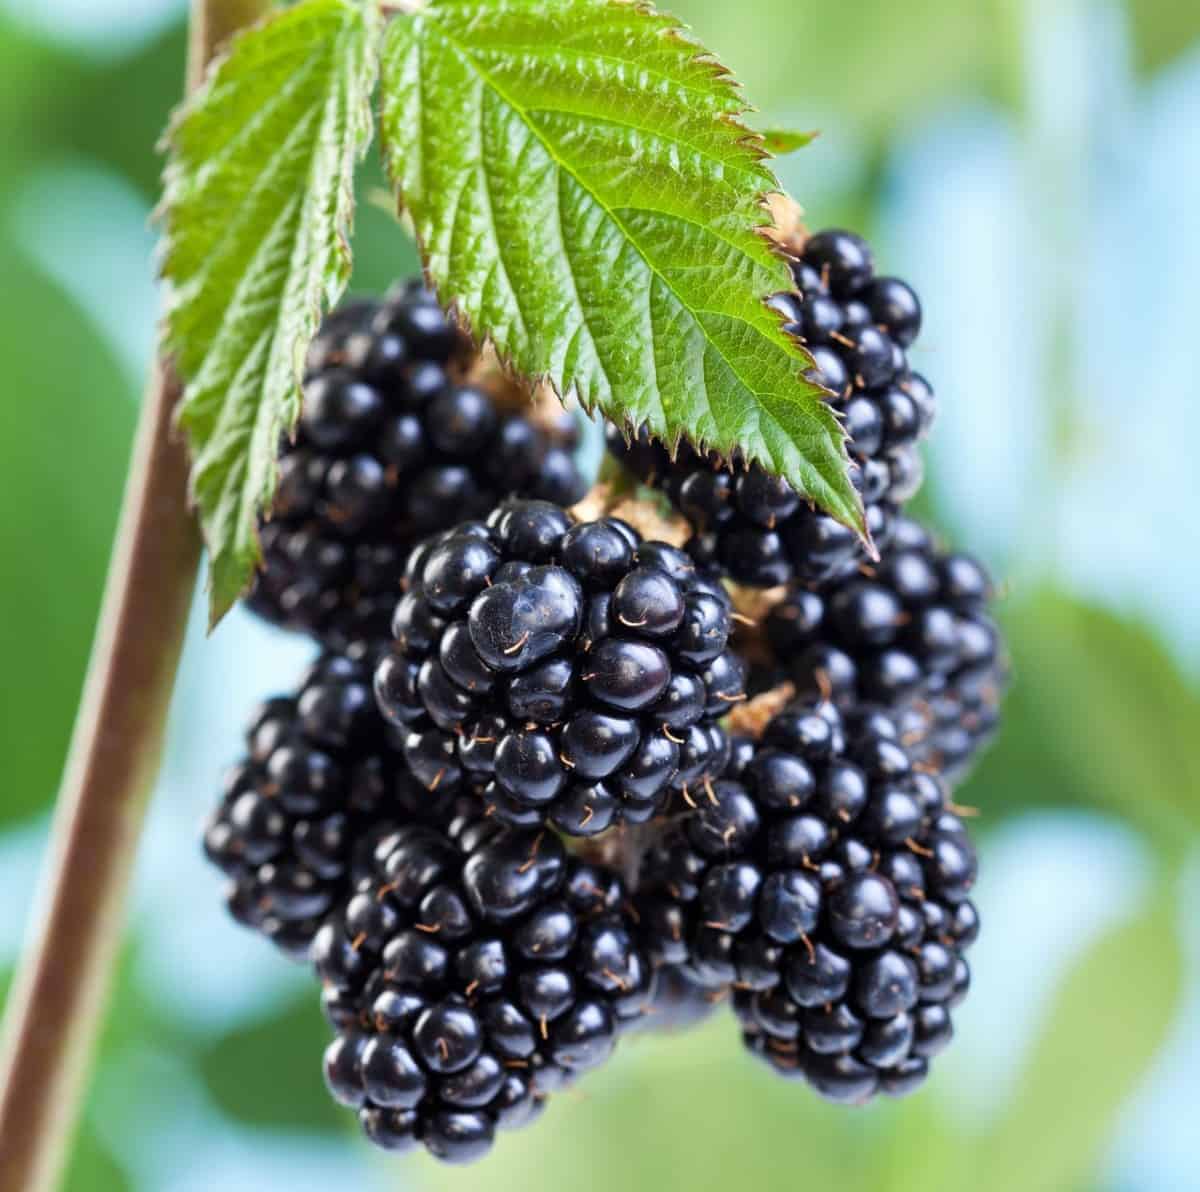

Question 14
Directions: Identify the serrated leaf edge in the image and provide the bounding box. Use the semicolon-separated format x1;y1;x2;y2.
382;0;865;538
159;0;378;626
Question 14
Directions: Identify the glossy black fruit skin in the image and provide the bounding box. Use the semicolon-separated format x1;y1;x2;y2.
899;664;1005;782
755;513;1005;780
608;227;934;588
374;499;745;835
314;815;654;1162
636;699;979;1105
249;284;586;648
202;648;453;957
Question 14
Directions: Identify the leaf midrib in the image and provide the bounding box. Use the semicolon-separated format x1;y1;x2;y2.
424;15;825;479
455;35;776;228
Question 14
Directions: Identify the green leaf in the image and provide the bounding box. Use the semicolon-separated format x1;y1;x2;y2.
161;0;376;626
867;1085;974;1192
759;127;819;154
379;0;862;536
0;236;134;827
62;1122;131;1192
198;991;343;1132
1010;590;1200;848
969;875;1184;1192
681;0;1022;133
1129;0;1200;74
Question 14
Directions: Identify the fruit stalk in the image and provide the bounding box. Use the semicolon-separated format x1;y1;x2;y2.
0;5;269;1190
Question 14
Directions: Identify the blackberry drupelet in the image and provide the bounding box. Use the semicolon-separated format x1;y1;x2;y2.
249;282;587;648
373;498;747;836
314;816;654;1162
757;514;1003;777
203;649;450;957
636;699;979;1104
899;665;1005;782
608;227;935;587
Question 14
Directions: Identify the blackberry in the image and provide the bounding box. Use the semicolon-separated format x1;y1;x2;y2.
313;817;654;1162
249;283;587;648
202;649;450;957
607;227;934;587
373;499;747;836
636;700;979;1104
753;515;1003;777
899;666;1005;782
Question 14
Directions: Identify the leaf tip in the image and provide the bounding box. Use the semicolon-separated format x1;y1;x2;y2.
205;536;260;633
859;510;879;558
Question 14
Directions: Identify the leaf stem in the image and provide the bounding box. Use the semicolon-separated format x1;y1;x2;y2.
0;5;270;1191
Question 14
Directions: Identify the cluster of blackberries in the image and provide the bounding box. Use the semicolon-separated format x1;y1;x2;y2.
315;817;652;1161
249;283;586;648
638;700;978;1103
608;228;932;588
200;259;1003;1165
373;499;745;837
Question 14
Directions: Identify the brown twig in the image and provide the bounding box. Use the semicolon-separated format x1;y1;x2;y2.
0;6;270;1190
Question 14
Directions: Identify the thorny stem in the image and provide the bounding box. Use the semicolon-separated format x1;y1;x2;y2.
0;5;270;1190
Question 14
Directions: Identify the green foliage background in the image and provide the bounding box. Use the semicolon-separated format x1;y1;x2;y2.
0;2;1197;1190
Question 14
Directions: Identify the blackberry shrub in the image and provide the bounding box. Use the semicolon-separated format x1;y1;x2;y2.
373;499;747;836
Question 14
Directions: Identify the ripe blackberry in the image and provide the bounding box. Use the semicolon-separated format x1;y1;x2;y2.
607;227;934;587
202;649;450;957
636;700;979;1104
313;817;654;1162
752;515;1003;777
373;499;747;836
249;283;587;648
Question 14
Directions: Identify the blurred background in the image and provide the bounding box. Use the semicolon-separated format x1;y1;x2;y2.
2;0;1198;1188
